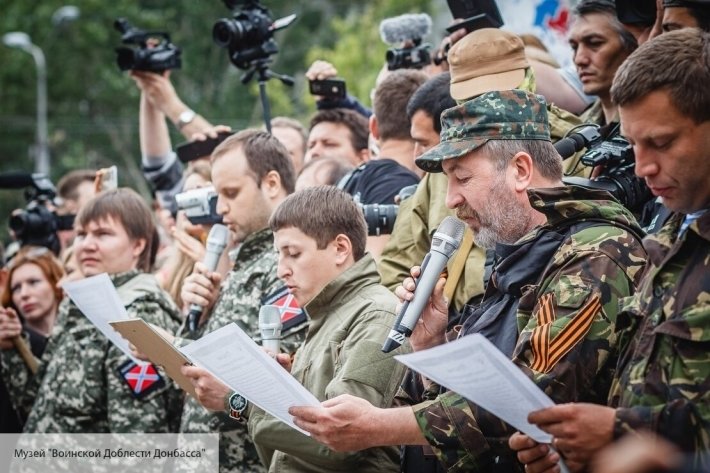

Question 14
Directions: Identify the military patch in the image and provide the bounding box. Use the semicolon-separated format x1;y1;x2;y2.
117;360;165;399
261;286;306;331
530;292;602;373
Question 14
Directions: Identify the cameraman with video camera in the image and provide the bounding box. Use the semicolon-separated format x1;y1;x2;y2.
338;70;425;259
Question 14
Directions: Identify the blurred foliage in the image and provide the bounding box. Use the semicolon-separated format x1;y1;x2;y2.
0;0;433;243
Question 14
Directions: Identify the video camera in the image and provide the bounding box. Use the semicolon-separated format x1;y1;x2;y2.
0;172;73;255
174;187;223;225
114;18;182;72
380;13;433;71
556;125;652;213
213;0;296;71
357;185;417;236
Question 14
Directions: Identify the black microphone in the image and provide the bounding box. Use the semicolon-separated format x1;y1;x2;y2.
554;126;602;159
187;224;229;333
382;216;466;353
0;171;42;189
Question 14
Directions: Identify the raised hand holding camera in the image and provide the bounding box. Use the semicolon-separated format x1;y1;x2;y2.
114;18;181;72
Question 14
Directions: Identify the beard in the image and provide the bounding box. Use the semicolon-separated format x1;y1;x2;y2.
456;174;532;249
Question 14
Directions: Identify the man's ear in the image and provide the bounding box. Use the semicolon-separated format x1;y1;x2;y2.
332;234;353;265
510;152;534;192
369;115;380;140
261;170;283;199
131;238;147;260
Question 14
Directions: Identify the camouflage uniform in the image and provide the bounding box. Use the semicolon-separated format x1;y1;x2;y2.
410;90;648;471
177;228;307;473
609;211;710;468
0;270;183;433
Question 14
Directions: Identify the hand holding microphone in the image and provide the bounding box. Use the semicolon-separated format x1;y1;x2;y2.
185;224;229;333
395;266;449;352
382;216;466;353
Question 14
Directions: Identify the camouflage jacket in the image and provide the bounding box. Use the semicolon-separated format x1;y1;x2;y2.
249;255;409;472
609;211;710;468
178;228;307;473
0;270;183;433
411;186;647;472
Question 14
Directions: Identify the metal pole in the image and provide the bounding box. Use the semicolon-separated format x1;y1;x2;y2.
30;44;49;176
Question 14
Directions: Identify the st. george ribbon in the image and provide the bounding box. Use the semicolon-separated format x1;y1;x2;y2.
258;305;283;353
382;216;466;353
187;224;229;333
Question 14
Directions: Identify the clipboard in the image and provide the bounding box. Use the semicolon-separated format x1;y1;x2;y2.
110;319;197;399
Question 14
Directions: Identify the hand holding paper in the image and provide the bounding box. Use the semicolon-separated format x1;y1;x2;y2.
179;323;320;434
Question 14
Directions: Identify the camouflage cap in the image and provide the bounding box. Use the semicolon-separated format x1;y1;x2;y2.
415;89;551;173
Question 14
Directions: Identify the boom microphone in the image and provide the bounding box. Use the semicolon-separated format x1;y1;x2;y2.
258;305;282;353
0;171;36;189
379;13;432;45
187;224;229;333
382;216;466;353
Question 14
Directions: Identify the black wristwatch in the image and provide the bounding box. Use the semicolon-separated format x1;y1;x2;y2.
226;391;248;421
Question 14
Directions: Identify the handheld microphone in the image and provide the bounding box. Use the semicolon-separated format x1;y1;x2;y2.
554;126;601;159
382;216;466;353
379;13;432;45
187;223;229;333
258;305;282;353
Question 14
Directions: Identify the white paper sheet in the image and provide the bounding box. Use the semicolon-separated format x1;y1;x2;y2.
62;273;143;364
395;334;554;443
179;323;320;435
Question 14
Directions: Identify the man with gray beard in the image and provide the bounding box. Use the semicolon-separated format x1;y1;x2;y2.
290;89;647;472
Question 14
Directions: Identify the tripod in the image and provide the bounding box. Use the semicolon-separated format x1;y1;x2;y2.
241;57;294;133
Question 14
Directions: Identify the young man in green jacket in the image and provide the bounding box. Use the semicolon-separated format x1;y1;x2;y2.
186;185;410;472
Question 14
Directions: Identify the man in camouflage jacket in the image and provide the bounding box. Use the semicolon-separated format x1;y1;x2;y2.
177;130;308;473
288;89;646;472
512;28;710;472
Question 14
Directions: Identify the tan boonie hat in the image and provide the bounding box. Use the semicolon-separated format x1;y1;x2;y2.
448;28;530;101
415;89;551;173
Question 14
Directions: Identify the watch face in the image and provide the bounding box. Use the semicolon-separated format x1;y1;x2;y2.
229;393;247;411
179;109;196;124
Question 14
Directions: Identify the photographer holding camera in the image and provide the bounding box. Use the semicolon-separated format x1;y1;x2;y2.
337;70;425;259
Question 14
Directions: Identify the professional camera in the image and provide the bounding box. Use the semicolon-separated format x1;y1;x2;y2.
557;125;652;213
174;187;223;225
357;185;417;236
213;0;296;71
380;13;433;71
114;18;182;72
0;172;73;254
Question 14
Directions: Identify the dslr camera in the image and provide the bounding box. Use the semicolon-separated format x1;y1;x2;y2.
174;187;223;225
380;13;433;71
114;18;182;72
357;185;417;236
212;0;296;71
558;125;652;213
0;172;73;254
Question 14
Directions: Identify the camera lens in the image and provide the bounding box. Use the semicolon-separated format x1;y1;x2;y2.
213;18;245;48
116;47;138;71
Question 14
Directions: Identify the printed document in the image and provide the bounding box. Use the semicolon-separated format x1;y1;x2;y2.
179;323;320;434
63;273;142;364
395;334;554;442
